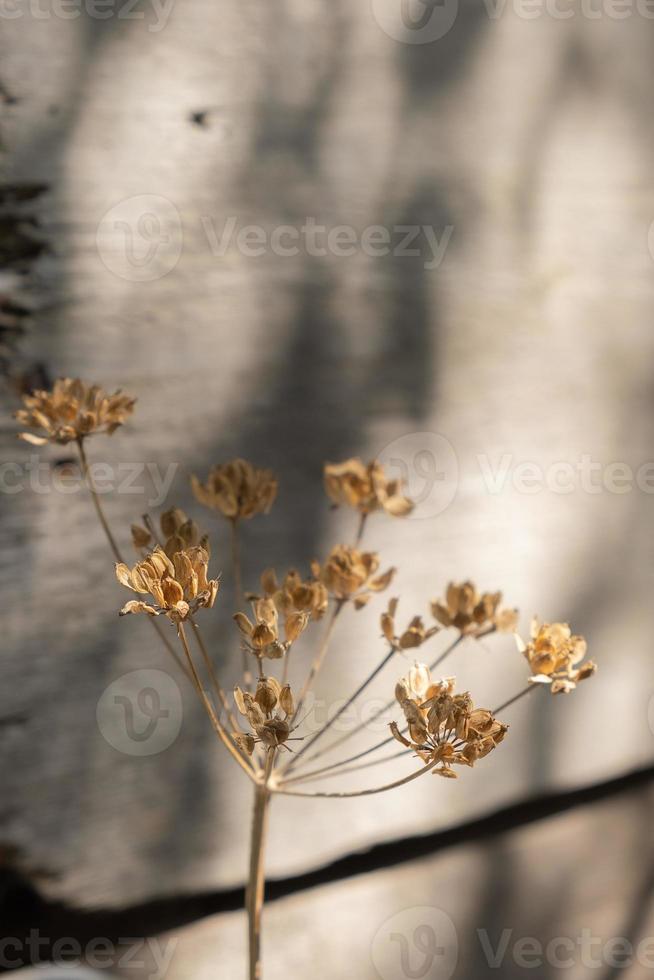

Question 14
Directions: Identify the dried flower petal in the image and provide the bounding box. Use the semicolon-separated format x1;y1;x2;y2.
15;378;135;445
191;459;277;521
520;620;595;695
324;458;413;517
115;545;219;622
431;581;518;637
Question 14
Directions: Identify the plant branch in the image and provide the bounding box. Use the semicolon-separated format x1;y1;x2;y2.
189;616;241;733
231;518;253;690
177;622;257;781
76;438;190;680
291;599;344;725
493;684;538;714
354;511;368;547
285;645;396;771
271;756;441;799
247;748;275;980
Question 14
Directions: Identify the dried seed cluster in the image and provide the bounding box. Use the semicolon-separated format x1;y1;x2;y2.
115;545;219;622
381;598;440;650
250;567;329;623
312;545;395;607
15;377;135;445
234;677;296;753
131;507;210;557
519;620;597;694
391;664;508;778
234;597;309;661
431;581;518;636
324;457;413;517
192;458;278;521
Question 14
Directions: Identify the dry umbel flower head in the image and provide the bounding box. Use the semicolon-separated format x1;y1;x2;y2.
234;677;297;753
131;507;210;558
249;567;329;623
14;377;135;445
391;663;508;778
191;459;278;521
519;619;597;694
381;598;440;650
431;581;519;637
324;457;413;517
116;545;219;622
312;545;395;607
234;597;309;661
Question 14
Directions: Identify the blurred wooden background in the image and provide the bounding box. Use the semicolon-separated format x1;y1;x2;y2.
0;0;653;975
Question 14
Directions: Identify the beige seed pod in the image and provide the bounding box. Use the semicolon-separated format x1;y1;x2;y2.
279;684;295;717
233;733;256;756
161;507;187;538
234;612;254;637
255;678;280;714
285;612;308;644
131;524;152;549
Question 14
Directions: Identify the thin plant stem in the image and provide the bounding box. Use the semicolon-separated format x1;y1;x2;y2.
289;746;412;786
354;511;368;547
281;648;291;686
293;634;464;769
189;616;241;734
177;622;257;781
77;437;122;562
247;748;275;980
231;517;252;690
291;599;344;725
493;685;537;714
271;756;441;799
286;645;396;770
280;730;399;786
76;438;190;681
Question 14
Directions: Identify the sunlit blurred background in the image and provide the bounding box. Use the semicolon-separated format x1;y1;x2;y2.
1;0;653;977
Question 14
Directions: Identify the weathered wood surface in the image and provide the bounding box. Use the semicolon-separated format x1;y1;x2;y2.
120;782;654;979
0;1;653;908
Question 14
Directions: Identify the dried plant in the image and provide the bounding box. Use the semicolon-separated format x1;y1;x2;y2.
14;378;597;980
